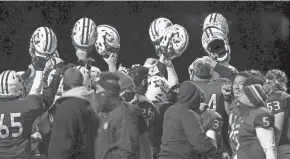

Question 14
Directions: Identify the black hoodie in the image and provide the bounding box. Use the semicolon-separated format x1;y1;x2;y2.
158;81;217;159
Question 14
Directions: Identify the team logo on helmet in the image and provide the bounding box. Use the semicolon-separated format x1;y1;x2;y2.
157;24;189;60
95;25;120;58
149;17;173;43
31;27;58;57
203;13;229;36
72;17;97;49
202;27;231;63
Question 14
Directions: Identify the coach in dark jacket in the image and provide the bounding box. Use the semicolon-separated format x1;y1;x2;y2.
48;68;99;159
158;81;218;159
95;72;139;159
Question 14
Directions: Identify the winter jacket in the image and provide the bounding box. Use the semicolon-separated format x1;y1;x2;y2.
158;81;217;159
47;86;99;159
95;100;139;159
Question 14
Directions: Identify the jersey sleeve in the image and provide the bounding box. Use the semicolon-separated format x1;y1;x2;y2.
201;110;223;133
267;92;289;114
253;109;275;129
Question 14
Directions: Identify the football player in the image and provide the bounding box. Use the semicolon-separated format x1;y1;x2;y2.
144;74;173;159
227;71;252;157
263;69;290;159
0;59;60;158
230;77;276;159
188;59;230;155
71;17;97;67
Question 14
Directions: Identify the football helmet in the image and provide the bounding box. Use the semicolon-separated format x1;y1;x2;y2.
71;17;97;50
149;17;173;43
74;66;91;90
30;26;58;57
90;66;101;82
158;24;189;60
201;27;231;63
95;25;120;58
0;70;23;98
145;75;170;103
203;13;229;36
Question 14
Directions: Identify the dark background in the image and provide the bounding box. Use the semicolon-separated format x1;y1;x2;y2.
0;1;290;82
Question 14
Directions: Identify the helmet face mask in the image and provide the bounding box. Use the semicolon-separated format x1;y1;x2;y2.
155;24;189;60
202;28;231;63
95;25;120;58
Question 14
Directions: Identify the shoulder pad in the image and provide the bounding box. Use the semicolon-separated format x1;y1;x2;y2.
252;107;274;128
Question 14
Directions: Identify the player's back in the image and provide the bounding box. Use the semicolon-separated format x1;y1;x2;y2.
266;90;290;146
0;95;44;159
194;78;228;117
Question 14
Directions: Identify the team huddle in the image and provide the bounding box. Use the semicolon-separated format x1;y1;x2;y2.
0;12;289;159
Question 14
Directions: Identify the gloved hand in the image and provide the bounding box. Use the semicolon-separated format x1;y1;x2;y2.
32;55;50;71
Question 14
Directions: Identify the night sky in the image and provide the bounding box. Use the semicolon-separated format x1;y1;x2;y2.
0;1;290;82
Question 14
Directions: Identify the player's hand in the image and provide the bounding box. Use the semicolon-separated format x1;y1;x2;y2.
159;54;173;67
201;56;217;68
32;55;50;71
31;132;42;141
76;50;88;61
104;53;118;66
222;152;231;159
221;83;233;96
199;103;209;113
118;64;129;74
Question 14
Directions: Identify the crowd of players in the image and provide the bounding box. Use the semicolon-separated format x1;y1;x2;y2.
0;13;289;159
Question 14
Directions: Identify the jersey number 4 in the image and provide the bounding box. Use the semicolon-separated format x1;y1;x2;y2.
208;94;217;111
0;113;23;139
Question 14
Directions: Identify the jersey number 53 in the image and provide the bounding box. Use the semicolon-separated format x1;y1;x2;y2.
0;113;23;139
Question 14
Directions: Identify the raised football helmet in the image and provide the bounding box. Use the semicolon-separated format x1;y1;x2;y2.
202;27;231;63
149;17;173;43
145;75;170;103
30;27;58;57
0;70;23;98
71;17;97;50
95;25;120;58
158;24;189;60
203;13;229;36
74;66;91;90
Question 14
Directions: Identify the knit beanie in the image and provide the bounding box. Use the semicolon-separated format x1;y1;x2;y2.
63;68;83;87
115;71;135;92
242;77;267;107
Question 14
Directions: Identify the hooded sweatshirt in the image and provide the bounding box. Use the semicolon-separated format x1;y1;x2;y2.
158;81;217;159
48;86;99;159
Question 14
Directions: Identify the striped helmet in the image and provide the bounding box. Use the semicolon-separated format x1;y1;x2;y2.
158;24;189;60
149;17;173;44
30;27;58;57
95;25;120;58
71;17;97;49
0;70;23;98
203;13;229;36
201;27;231;63
74;66;91;90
